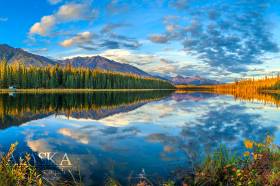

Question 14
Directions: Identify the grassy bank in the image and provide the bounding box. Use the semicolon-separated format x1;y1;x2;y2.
184;136;280;186
89;136;280;185
132;136;280;186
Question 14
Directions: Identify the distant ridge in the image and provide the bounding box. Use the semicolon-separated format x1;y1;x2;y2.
168;75;220;85
0;44;218;82
60;56;151;77
0;44;151;77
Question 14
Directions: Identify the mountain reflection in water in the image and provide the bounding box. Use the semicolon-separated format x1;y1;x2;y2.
0;91;173;129
0;91;279;185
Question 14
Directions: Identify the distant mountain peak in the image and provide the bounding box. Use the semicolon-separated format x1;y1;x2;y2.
0;44;57;66
0;43;12;48
60;55;152;77
168;75;220;85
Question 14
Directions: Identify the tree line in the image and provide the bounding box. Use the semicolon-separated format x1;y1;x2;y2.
0;59;174;89
213;75;280;91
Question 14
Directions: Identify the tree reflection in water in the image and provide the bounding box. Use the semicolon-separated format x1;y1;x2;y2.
0;91;279;185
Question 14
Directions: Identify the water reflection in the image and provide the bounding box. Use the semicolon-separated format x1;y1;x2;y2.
0;91;279;185
0;91;173;129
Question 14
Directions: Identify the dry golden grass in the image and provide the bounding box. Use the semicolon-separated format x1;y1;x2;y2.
176;76;280;107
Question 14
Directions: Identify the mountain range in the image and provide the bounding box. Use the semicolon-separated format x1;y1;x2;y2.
60;56;151;77
0;44;219;85
168;75;220;85
0;44;150;77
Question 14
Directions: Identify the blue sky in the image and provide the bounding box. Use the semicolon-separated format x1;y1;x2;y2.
1;0;280;81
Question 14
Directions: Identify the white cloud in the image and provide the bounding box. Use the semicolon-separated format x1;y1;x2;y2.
29;3;97;36
60;48;181;76
56;3;97;21
27;139;53;152
149;34;169;43
100;49;179;75
48;0;62;5
101;49;157;65
30;15;56;36
148;59;178;74
60;31;92;47
58;128;89;144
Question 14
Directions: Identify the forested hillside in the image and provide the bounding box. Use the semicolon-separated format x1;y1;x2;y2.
0;59;174;89
0;44;152;77
213;76;280;91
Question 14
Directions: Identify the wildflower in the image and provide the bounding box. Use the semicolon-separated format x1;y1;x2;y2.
224;164;232;168
236;169;242;177
265;135;273;145
243;151;250;157
252;153;263;160
256;143;264;148
244;140;253;149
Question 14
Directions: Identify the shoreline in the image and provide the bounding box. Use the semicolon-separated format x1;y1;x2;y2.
1;88;279;94
260;90;280;94
0;88;176;93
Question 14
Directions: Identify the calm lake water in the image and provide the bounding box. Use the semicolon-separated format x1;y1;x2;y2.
0;91;279;185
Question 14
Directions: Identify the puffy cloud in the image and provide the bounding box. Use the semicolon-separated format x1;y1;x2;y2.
29;15;56;36
101;23;129;33
150;1;279;73
58;128;89;144
56;3;97;21
166;24;177;33
30;48;49;54
99;37;141;50
148;59;178;74
59;31;141;50
100;49;158;65
100;49;179;75
27;139;53;152
149;34;169;43
60;31;92;47
29;3;97;36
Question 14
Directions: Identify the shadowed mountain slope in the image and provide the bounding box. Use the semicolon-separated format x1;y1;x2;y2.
0;44;151;77
0;44;57;66
59;56;151;77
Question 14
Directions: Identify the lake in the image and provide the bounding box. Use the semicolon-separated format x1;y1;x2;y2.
0;91;279;185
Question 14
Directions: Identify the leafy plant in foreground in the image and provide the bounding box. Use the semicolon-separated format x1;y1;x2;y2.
0;143;43;186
